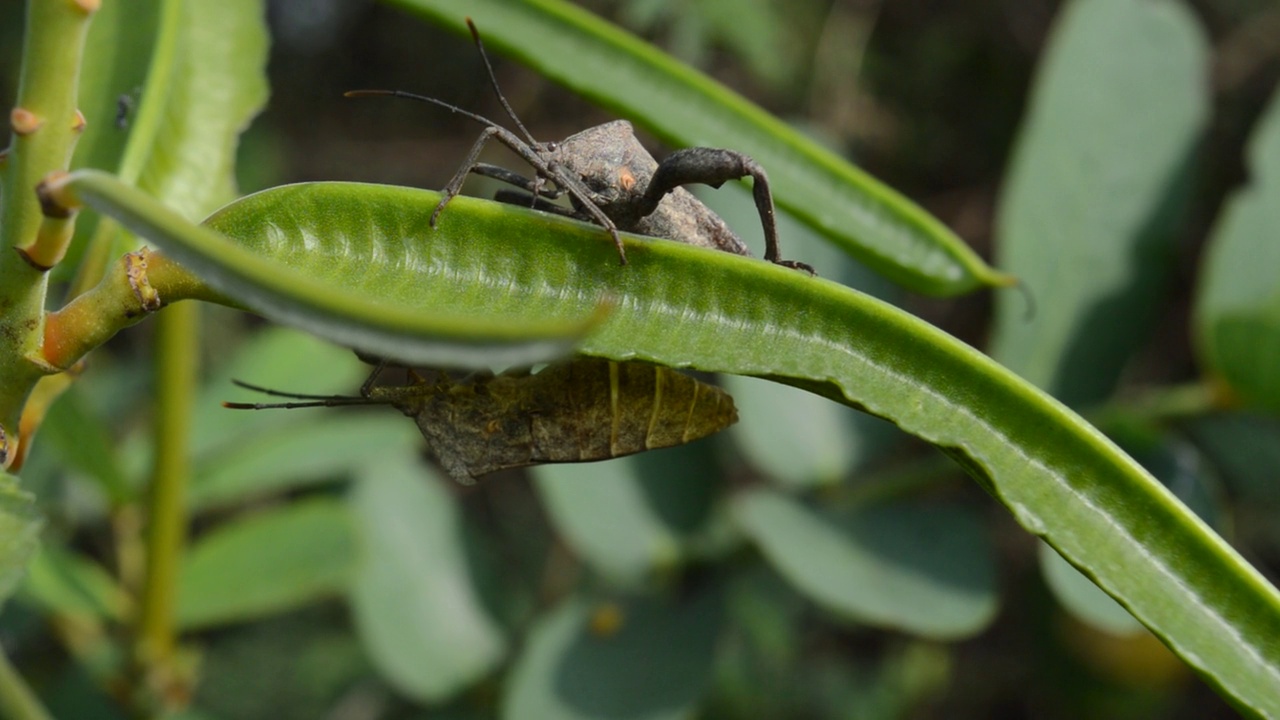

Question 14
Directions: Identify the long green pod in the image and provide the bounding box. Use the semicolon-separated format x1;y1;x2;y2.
69;178;1280;713
53;171;602;368
381;0;1013;297
193;182;1277;715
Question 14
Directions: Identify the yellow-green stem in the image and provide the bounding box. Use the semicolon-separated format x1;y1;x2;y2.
137;301;199;674
0;0;98;467
0;643;53;720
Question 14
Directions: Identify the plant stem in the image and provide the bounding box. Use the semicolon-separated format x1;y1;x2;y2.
136;301;199;698
0;644;53;720
0;0;98;466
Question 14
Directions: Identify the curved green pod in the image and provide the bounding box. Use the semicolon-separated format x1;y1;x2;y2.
67;176;1280;715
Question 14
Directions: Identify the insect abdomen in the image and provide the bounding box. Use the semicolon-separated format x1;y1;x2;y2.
528;358;738;462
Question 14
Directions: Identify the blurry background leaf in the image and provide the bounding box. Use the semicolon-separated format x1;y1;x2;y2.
0;473;42;607
533;458;685;587
133;0;269;220
733;490;997;639
177;498;356;629
190;327;370;456
348;456;506;703
39;386;131;506
990;0;1209;406
189;414;420;511
1194;88;1280;412
503;587;724;720
19;544;130;622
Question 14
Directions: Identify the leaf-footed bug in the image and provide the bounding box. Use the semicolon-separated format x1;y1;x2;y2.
346;19;814;274
224;357;738;484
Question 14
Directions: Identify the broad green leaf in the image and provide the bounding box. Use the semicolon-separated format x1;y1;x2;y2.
18;544;130;621
384;0;1012;296
1195;89;1280;412
349;456;505;702
176;498;356;629
59;170;601;367
0;473;42;607
502;589;723;720
86;179;1280;713
190;413;421;511
132;0;268;220
990;0;1208;406
533;459;684;586
733;491;997;639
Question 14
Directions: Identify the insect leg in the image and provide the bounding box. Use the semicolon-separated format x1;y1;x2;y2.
493;189;579;217
640;148;814;273
544;163;628;264
471;163;564;199
432;126;504;228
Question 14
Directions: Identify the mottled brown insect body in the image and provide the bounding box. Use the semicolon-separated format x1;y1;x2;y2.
549;120;752;257
383;358;738;483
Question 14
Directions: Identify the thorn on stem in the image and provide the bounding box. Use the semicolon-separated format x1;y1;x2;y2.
10;108;42;135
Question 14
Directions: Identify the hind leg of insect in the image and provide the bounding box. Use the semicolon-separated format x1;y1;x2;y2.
638;148;815;273
432;127;563;227
493;189;580;218
471;164;564;198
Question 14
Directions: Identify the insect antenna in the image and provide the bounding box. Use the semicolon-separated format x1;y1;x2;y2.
343;89;511;134
465;18;539;147
222;379;381;411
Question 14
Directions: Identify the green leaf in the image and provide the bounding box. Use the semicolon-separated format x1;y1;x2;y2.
348;456;505;702
176;498;356;629
132;0;269;220
84;178;1280;713
39;386;131;505
60;171;601;367
733;490;997;639
532;459;684;586
0;473;42;607
73;0;158;174
18;544;130;621
190;413;421;511
1195;88;1280;412
990;0;1208;406
724;375;872;488
502;589;723;720
382;0;1012;296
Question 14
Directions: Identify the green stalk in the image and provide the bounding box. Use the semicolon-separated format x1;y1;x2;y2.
0;0;97;466
136;301;198;680
0;644;52;720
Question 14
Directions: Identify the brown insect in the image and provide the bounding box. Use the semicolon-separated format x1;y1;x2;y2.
226;357;738;483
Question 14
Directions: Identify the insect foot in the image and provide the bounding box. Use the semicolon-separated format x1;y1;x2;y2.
347;19;814;274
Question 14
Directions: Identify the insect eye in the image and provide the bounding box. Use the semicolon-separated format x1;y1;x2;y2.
544;141;558;151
